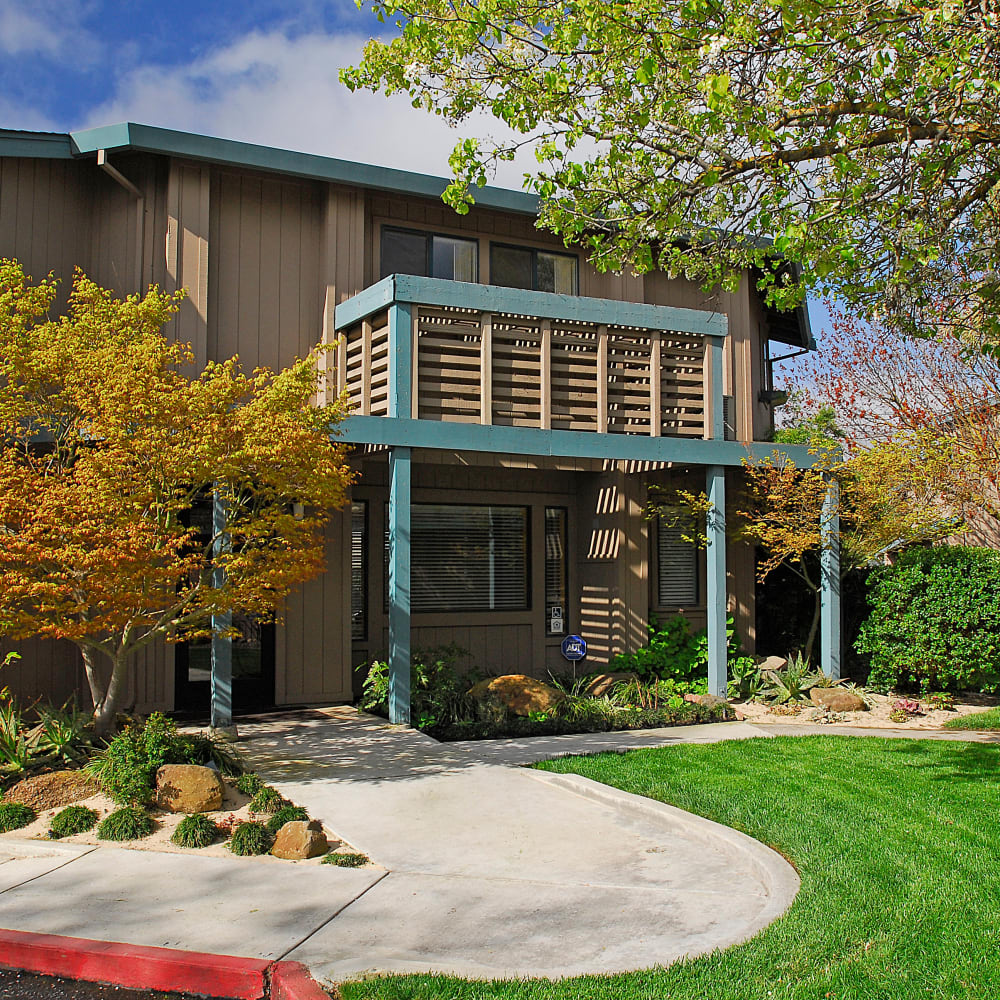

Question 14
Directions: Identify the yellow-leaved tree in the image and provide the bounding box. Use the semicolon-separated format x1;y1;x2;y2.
0;260;353;733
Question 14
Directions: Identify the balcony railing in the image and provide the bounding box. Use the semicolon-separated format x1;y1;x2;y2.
333;274;727;439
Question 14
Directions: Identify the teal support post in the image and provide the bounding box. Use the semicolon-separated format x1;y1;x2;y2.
707;335;725;442
821;478;842;680
706;465;728;698
210;488;233;730
388;300;413;420
388;446;411;725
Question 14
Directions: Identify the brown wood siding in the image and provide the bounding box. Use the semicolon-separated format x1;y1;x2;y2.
0;636;83;710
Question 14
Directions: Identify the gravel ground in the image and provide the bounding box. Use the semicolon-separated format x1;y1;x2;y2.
0;968;230;999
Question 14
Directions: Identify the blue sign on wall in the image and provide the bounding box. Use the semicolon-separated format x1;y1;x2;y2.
561;634;588;661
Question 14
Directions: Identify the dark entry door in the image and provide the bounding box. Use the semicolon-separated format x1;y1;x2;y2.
174;615;276;717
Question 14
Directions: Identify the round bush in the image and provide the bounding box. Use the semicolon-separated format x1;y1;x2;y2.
235;772;264;797
856;546;1000;693
0;802;36;832
171;813;220;849
228;821;272;856
97;806;153;841
48;805;98;839
248;786;285;813
265;804;309;834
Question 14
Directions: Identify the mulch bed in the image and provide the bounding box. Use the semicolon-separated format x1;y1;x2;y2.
5;770;100;811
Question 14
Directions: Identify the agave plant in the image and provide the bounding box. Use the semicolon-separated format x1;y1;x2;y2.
760;653;821;705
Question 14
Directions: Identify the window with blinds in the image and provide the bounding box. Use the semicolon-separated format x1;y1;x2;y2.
385;504;529;613
351;502;367;640
657;521;698;606
544;507;567;634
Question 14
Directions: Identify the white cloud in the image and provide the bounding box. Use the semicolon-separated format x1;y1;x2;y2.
79;29;536;188
0;1;99;60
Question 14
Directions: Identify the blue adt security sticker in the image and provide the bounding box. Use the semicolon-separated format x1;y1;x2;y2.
561;635;587;661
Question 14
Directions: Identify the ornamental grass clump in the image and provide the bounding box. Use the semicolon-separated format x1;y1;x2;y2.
235;772;264;797
171;813;220;849
322;852;369;867
0;802;35;832
248;785;285;814
228;820;272;856
265;804;309;834
97;806;153;841
48;805;98;839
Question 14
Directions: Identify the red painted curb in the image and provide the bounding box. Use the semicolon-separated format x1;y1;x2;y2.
271;960;331;1000
0;928;271;999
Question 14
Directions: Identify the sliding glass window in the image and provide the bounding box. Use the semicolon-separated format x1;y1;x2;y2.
380;227;478;283
490;244;579;295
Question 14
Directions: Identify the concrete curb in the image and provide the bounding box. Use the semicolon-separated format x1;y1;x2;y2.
528;770;800;941
0;928;329;999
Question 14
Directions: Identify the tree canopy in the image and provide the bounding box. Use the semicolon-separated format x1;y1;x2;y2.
346;0;1000;342
0;262;352;732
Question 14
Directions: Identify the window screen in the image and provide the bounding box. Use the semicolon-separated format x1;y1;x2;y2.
538;251;578;294
432;236;477;282
491;243;578;294
351;502;367;640
491;244;534;289
657;522;698;606
544;507;568;635
385;504;529;613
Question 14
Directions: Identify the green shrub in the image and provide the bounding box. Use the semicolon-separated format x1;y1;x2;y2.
171;813;220;848
235;772;264;797
86;712;244;806
248;786;285;813
0;802;36;832
228;821;272;856
322;852;369;867
610;616;741;683
856;546;1000;693
97;806;153;841
48;805;98;839
265;804;309;834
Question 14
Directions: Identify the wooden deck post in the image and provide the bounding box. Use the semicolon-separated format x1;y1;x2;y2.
480;312;493;424
650;332;662;437
596;325;609;433
210;488;233;731
704;335;725;440
540;318;552;430
821;478;842;680
706;465;728;698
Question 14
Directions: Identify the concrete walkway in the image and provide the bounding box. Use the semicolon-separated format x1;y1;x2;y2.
0;713;799;984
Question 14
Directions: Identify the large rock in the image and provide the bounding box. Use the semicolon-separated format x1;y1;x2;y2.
810;687;868;713
757;655;788;672
584;672;637;698
468;674;565;716
154;764;224;813
271;820;329;860
683;693;729;710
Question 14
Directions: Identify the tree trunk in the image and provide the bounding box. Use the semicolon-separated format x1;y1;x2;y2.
803;587;822;664
80;645;130;737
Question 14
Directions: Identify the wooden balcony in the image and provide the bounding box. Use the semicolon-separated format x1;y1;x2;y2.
333;275;728;440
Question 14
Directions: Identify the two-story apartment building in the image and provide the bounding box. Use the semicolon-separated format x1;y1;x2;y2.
0;124;837;724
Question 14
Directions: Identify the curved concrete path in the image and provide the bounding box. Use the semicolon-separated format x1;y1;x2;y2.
239;709;799;981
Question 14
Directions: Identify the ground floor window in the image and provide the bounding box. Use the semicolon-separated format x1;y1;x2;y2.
385;503;529;613
657;520;698;606
351;502;367;640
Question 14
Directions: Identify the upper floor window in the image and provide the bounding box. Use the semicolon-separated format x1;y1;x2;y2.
380;227;478;283
490;243;579;295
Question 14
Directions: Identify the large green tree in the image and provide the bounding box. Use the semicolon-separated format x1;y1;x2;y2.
346;1;1000;342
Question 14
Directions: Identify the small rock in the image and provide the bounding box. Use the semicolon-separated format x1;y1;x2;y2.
467;674;565;716
757;655;788;672
584;672;637;698
683;693;729;710
154;764;224;813
271;820;329;860
810;688;868;713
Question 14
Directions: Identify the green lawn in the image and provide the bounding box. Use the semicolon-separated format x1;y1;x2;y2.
342;736;1000;1000
944;707;1000;731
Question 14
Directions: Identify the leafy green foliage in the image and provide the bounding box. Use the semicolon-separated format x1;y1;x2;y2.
248;786;285;814
322;852;370;868
759;652;820;705
610;616;740;683
0;801;35;832
228;821;273;856
48;805;97;839
727;656;764;701
265;804;309;834
857;547;1000;693
0;689;31;774
360;644;478;729
86;712;243;806
171;813;220;849
35;701;92;763
235;772;264;797
97;806;153;841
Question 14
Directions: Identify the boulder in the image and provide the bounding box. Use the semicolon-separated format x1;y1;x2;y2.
154;764;224;813
683;693;729;710
757;655;788;672
271;820;329;860
584;672;637;698
810;687;868;713
467;674;565;716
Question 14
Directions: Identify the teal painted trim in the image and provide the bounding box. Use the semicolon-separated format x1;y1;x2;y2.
388;446;412;726
820;479;842;680
336;274;728;336
335;415;818;468
388;302;413;420
708;336;725;440
0;130;75;159
210;489;233;729
706;466;728;698
68;123;539;215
